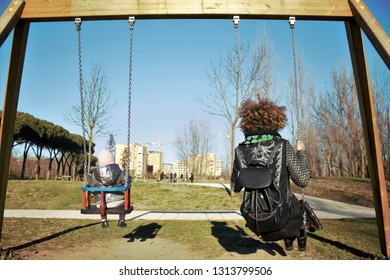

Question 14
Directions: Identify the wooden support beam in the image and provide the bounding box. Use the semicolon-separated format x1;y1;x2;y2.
0;0;25;47
345;18;390;259
348;0;390;69
0;20;30;244
21;0;353;22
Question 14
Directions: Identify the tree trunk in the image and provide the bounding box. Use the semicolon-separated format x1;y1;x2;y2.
229;123;236;197
35;163;40;180
46;158;53;180
20;142;31;179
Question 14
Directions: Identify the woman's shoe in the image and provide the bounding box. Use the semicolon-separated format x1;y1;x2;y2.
298;229;307;251
284;238;294;251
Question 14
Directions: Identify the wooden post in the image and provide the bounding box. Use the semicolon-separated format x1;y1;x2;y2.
0;20;30;244
345;18;390;258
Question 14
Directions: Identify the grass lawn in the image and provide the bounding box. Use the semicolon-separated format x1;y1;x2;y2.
4;180;242;210
1;178;388;260
1;218;384;260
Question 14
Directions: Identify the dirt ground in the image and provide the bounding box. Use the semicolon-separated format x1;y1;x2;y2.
54;238;209;260
39;220;296;260
50;237;289;260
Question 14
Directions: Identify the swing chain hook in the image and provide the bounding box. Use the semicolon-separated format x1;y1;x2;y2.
233;15;240;29
288;16;296;29
128;16;135;31
75;18;82;30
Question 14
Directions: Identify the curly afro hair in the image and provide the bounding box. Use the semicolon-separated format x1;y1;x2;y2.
239;98;287;135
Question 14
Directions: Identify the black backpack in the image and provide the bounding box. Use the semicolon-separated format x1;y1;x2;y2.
235;140;290;235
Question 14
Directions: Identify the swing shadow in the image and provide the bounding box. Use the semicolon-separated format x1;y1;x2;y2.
210;221;286;256
308;232;381;259
123;222;163;242
4;221;100;252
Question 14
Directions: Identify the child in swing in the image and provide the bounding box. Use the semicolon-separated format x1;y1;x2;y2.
88;149;132;228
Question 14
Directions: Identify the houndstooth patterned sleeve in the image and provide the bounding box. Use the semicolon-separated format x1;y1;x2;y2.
285;141;310;188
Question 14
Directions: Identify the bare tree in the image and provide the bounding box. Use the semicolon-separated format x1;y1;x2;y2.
175;118;213;179
371;60;390;180
107;133;116;158
200;30;277;175
253;28;280;101
65;63;113;174
175;122;192;163
314;65;365;178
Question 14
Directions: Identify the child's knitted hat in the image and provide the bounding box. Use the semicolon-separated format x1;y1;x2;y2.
98;149;115;167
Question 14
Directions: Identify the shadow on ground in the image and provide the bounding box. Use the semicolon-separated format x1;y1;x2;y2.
4;222;100;252
308;232;381;259
210;221;287;257
123;222;163;242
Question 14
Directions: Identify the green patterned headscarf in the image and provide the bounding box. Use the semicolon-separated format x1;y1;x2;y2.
244;134;273;144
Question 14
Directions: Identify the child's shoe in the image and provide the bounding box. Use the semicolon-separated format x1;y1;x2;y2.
117;220;127;228
101;220;109;228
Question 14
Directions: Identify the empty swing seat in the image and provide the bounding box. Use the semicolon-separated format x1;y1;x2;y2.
80;185;133;215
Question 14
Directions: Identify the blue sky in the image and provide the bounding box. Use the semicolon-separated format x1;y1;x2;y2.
1;0;389;164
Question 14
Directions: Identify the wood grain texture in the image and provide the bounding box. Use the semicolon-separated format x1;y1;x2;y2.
20;0;353;22
0;0;25;46
348;0;390;69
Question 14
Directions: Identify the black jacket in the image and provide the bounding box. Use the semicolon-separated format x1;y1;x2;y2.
230;130;310;240
231;130;310;192
87;164;131;208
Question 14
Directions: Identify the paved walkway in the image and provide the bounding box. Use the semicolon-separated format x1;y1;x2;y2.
4;183;376;221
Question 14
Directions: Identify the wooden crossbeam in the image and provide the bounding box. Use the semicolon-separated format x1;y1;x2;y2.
21;0;353;22
0;0;25;46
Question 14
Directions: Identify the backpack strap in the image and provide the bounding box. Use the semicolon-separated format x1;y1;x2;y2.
235;147;244;169
265;139;283;167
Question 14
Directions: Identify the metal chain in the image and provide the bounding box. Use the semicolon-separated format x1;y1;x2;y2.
289;17;306;227
126;17;135;185
75;18;88;184
289;17;300;141
233;16;243;100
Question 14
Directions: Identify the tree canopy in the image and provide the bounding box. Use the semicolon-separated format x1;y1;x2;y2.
1;111;94;179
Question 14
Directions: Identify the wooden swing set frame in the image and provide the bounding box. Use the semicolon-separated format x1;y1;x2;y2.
0;0;389;258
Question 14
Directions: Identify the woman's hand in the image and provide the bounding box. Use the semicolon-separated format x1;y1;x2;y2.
297;140;306;151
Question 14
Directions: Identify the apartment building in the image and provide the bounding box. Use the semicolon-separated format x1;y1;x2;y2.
115;143;147;178
172;160;188;180
116;144;222;179
147;150;163;178
173;153;223;179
